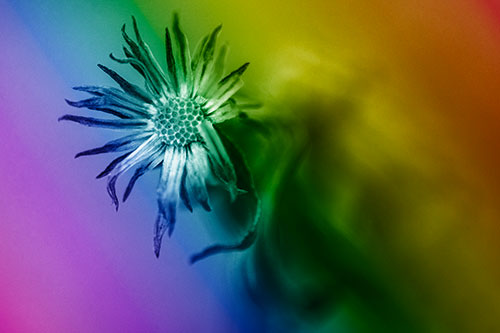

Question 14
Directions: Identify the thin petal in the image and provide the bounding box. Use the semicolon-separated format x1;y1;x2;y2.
131;17;173;94
58;115;148;130
69;87;152;118
97;64;153;103
75;132;150;158
96;152;131;179
102;136;162;209
204;62;249;113
198;44;228;96
198;122;237;198
157;147;187;239
165;27;178;92
153;200;176;257
106;135;162;179
123;151;163;202
180;170;192;212
121;21;169;96
190;223;258;264
192;25;222;96
191;35;209;72
206;100;239;124
186;143;211;211
109;52;155;93
172;13;192;96
107;175;119;210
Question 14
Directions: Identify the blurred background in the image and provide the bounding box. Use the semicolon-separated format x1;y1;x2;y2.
1;0;500;331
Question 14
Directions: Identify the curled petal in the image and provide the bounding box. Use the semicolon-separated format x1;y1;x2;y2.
153;205;173;258
123;152;163;202
97;153;131;179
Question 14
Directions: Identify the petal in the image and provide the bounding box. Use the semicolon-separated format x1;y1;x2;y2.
58;115;148;130
123;151;163;202
106;135;162;178
204;62;249;113
191;25;222;96
190;135;261;263
186;143;211;211
164;27;178;92
198;44;228;96
131;17;173;94
157;147;187;235
171;13;192;97
180;170;192;212
198;122;237;198
206;100;239;124
190;35;209;73
103;136;163;210
96;152;131;179
120;19;170;96
153;200;176;257
69;87;152;118
97;64;153;103
106;175;120;211
190;223;258;264
109;52;156;94
75;132;150;158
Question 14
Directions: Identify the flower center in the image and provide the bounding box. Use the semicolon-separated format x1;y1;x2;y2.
154;97;204;146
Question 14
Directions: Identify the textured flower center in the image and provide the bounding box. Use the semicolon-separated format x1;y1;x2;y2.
154;97;204;146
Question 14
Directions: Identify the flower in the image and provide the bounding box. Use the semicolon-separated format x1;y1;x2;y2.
60;15;251;259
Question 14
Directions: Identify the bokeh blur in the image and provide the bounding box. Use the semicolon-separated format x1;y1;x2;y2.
2;0;500;331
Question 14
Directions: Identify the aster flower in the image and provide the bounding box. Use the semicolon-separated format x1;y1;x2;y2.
60;15;258;262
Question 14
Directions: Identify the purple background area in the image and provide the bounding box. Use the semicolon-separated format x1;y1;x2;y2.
0;1;260;331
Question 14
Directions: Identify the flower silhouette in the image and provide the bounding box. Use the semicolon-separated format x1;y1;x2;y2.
60;15;253;260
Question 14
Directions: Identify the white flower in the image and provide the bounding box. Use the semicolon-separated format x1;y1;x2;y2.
60;15;251;259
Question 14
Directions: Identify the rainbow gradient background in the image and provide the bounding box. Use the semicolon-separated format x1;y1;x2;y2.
2;0;500;332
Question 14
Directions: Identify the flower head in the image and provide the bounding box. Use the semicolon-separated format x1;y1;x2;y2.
60;15;251;259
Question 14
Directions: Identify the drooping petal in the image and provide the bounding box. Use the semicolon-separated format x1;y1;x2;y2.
153;200;175;258
96;152;132;179
123;151;163;202
190;223;258;264
198;122;238;199
185;143;211;211
106;135;162;177
107;175;120;211
179;170;192;212
104;136;163;210
75;132;151;158
204;62;249;113
58;115;149;130
190;135;261;264
159;148;187;230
